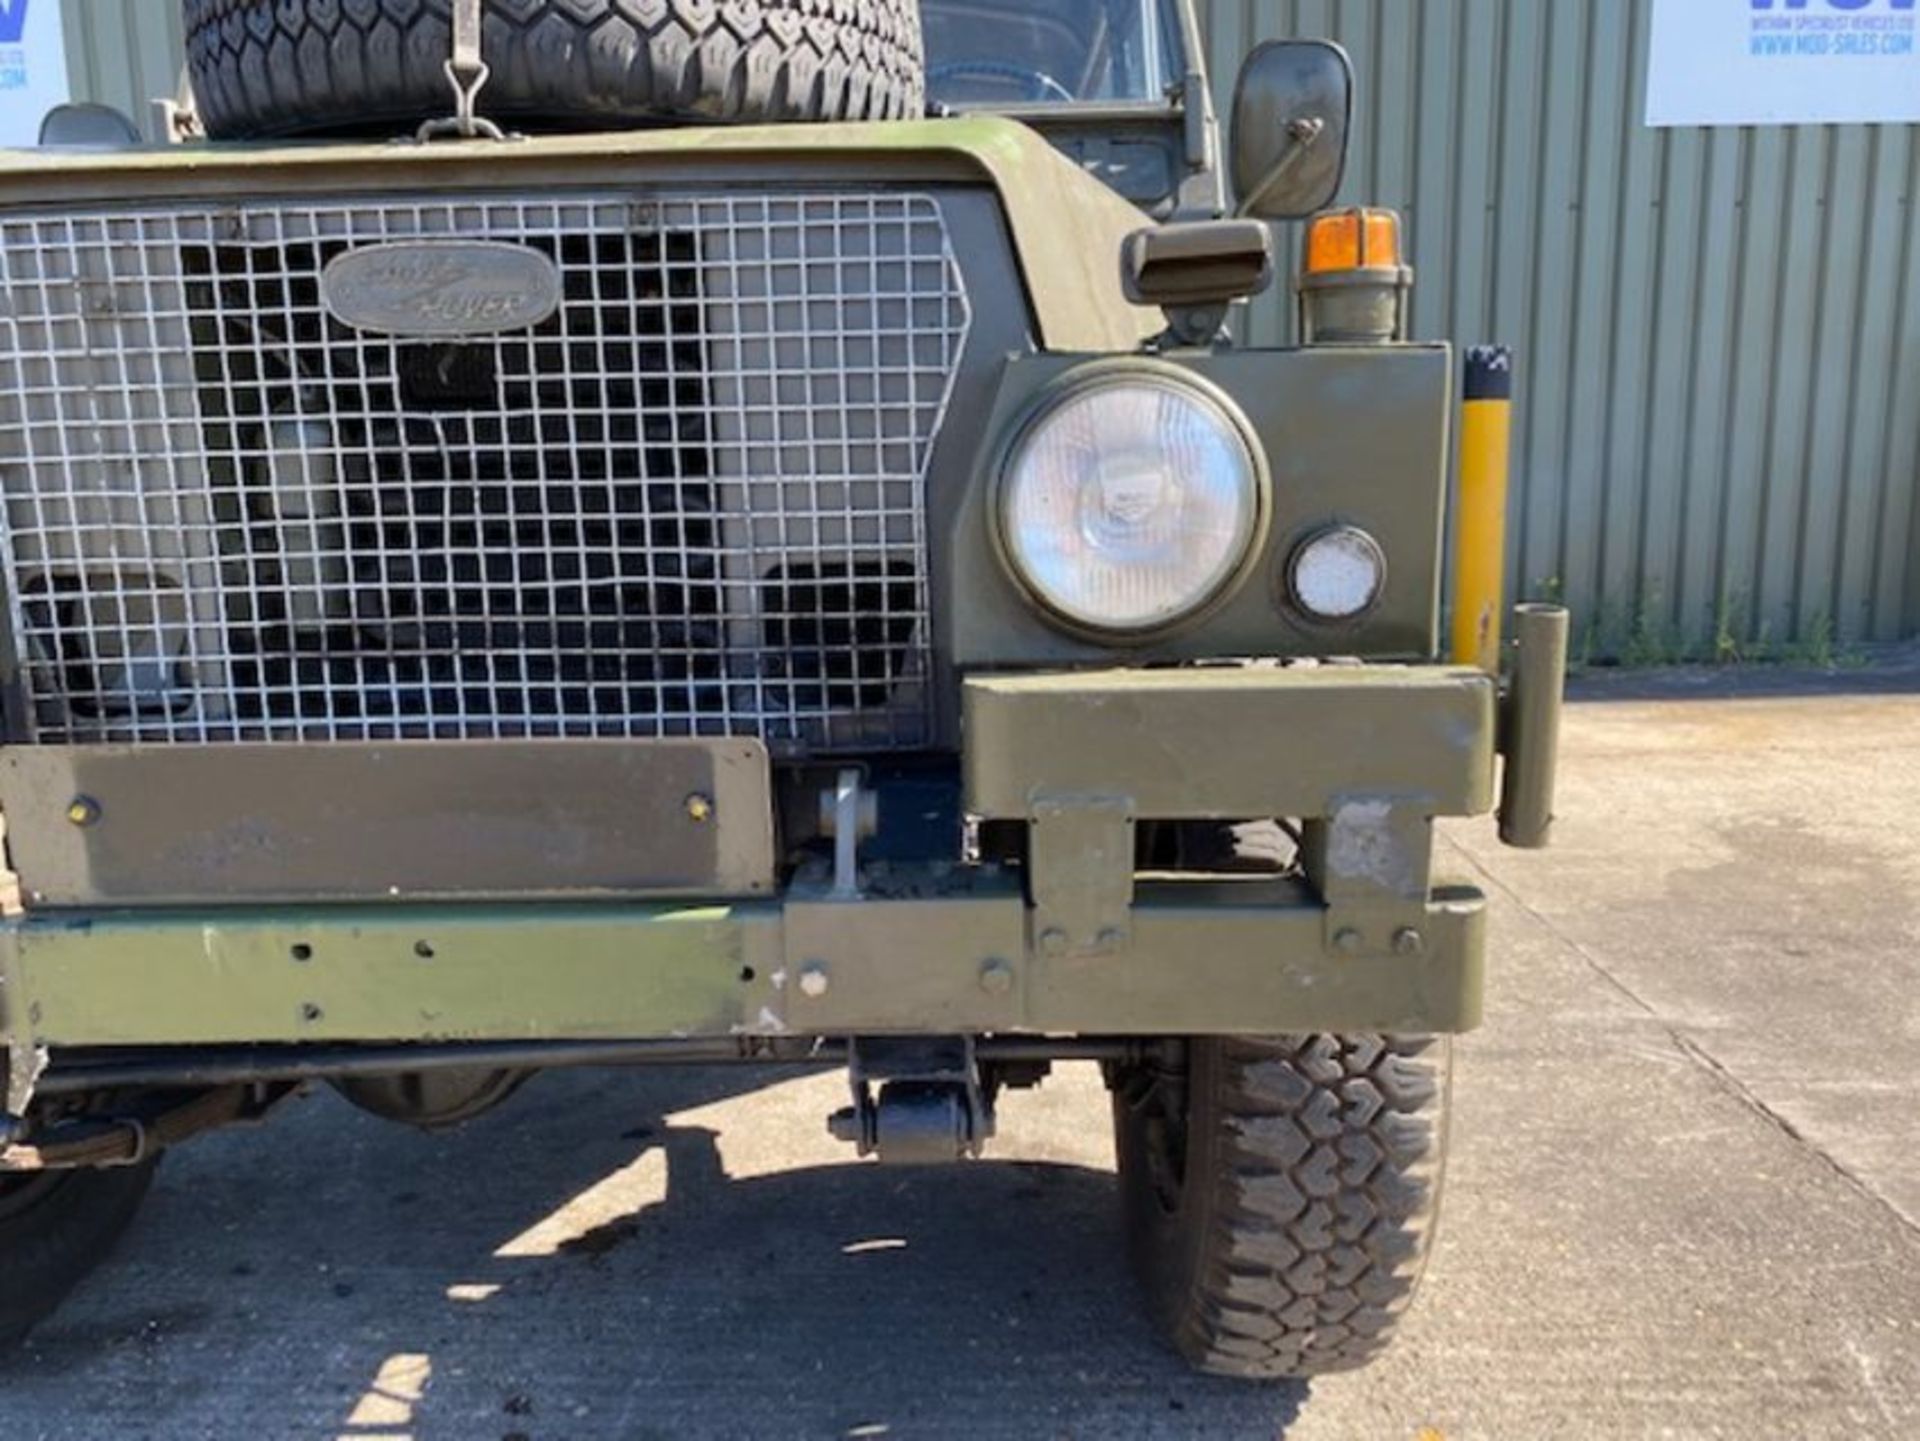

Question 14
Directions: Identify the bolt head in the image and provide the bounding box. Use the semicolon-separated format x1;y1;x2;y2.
684;793;715;823
65;796;102;828
979;960;1015;996
1038;928;1070;957
1393;927;1426;957
1333;927;1365;955
799;963;831;999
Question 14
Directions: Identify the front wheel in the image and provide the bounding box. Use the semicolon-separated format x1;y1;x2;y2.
0;1163;158;1348
1114;1035;1450;1379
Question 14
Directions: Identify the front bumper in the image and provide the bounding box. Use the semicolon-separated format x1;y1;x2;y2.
0;662;1536;1057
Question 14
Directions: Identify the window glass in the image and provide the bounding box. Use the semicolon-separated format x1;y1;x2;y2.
921;0;1184;107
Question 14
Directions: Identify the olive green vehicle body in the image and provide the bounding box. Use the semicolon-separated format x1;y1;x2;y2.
0;116;1551;1076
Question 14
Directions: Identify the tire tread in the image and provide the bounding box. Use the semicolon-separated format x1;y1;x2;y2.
1121;1034;1449;1379
184;0;924;139
0;1164;158;1349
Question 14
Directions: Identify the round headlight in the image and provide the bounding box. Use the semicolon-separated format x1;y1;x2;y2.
1289;526;1387;621
998;375;1265;635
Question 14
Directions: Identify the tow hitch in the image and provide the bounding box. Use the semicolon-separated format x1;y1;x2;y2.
828;1037;997;1165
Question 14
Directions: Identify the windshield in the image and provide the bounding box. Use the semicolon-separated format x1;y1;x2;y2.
921;0;1185;108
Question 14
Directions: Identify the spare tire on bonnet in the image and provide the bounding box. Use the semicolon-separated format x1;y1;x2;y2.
184;0;927;141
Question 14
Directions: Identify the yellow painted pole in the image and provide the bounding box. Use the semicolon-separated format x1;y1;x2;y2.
1451;345;1515;672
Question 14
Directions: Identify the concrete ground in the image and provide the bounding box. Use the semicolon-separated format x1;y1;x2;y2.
2;661;1918;1439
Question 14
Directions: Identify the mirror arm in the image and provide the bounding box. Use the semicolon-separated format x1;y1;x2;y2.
1234;116;1326;219
1179;68;1211;169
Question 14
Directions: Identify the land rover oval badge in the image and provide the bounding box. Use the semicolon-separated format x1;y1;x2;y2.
321;241;563;337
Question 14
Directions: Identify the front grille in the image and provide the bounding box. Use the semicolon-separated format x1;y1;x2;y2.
0;191;970;752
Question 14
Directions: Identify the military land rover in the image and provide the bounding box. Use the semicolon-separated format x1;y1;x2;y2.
0;0;1565;1379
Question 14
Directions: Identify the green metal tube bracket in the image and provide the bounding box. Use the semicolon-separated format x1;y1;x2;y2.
1499;603;1570;849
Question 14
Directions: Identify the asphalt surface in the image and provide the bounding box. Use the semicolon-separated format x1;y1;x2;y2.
2;661;1918;1439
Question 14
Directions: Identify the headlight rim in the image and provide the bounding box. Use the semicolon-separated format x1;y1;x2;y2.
989;359;1273;645
1283;522;1391;627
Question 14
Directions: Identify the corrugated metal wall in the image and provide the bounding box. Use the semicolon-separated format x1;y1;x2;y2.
1202;0;1920;653
59;0;184;139
51;1;1920;650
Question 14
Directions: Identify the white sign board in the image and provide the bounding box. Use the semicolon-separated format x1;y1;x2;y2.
1647;0;1920;127
0;0;69;147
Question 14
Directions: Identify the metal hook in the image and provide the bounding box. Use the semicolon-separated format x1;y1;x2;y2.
417;0;507;142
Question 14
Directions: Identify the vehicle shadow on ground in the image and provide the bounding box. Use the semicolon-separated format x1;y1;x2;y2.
0;1066;1309;1440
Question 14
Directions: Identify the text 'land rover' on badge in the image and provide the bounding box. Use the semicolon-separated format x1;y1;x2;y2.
321;240;564;336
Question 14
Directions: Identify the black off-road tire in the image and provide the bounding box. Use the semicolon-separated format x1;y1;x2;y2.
0;1163;159;1348
1115;1035;1450;1378
185;0;927;142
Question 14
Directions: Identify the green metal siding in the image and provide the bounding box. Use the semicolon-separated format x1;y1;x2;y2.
1203;0;1920;652
59;0;184;138
53;1;1920;649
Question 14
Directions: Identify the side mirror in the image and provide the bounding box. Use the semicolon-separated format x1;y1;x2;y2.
37;102;143;149
1231;40;1354;221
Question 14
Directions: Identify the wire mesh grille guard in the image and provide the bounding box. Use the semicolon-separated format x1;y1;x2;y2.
0;191;970;751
